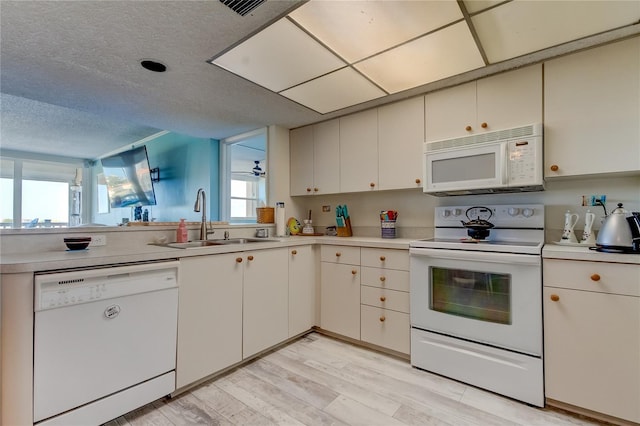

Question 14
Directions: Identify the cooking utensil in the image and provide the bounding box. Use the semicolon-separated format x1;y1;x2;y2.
595;203;639;252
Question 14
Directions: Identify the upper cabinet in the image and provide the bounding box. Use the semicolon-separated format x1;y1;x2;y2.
378;97;425;191
425;64;542;141
544;37;640;179
340;109;379;193
290;119;340;196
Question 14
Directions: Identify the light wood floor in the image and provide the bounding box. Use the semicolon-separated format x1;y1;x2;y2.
106;332;601;426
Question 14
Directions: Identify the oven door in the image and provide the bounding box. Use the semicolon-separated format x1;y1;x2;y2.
410;247;541;356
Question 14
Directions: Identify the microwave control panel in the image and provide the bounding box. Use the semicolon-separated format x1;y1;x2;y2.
507;137;542;185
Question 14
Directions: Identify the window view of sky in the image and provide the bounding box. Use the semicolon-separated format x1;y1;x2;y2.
1;178;69;225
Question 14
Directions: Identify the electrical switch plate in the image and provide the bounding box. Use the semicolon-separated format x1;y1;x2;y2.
90;235;107;246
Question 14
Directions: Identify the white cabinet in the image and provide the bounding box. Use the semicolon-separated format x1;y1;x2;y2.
543;259;640;423
176;254;242;389
290;119;340;196
425;64;542;141
544;37;640;178
340;109;379;193
288;245;316;337
243;248;289;358
360;248;410;354
320;245;361;340
378;97;425;190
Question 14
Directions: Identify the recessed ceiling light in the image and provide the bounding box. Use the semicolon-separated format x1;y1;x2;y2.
140;60;167;73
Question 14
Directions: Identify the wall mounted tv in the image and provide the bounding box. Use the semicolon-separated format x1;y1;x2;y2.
101;146;157;208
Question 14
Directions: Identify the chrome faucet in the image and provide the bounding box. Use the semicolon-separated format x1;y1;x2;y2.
193;188;213;240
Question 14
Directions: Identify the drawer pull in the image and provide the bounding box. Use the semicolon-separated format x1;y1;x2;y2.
481;122;488;129
465;125;472;132
590;273;601;282
352;269;358;275
380;276;386;282
236;257;243;263
306;188;312;192
379;316;386;322
380;296;386;302
335;252;341;257
550;164;559;172
370;182;376;188
550;294;560;302
415;178;421;184
313;187;319;192
380;256;386;261
291;250;297;255
247;255;254;261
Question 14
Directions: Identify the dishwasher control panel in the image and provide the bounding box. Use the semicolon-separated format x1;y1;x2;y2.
34;261;178;311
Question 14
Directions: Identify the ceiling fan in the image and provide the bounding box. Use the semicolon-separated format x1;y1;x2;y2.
232;160;266;177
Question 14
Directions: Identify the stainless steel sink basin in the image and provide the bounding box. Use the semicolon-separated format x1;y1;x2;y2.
164;240;226;249
156;238;278;249
218;238;278;244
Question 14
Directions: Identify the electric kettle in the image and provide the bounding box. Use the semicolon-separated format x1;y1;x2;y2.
595;203;640;253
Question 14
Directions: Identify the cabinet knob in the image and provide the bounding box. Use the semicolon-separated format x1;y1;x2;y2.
370;182;375;188
380;276;386;282
291;250;297;255
550;294;560;302
550;164;559;172
465;125;472;132
415;178;421;184
313;187;319;192
590;273;601;282
380;296;386;302
335;252;341;257
352;269;357;275
481;122;488;129
380;256;386;261
247;255;254;261
379;316;386;322
306;187;311;193
236;257;243;263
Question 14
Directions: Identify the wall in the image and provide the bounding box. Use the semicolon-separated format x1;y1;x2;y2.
92;132;219;225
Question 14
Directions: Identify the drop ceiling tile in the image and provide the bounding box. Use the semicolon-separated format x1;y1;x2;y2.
211;18;345;92
355;22;485;94
473;0;640;63
279;67;386;114
289;0;463;63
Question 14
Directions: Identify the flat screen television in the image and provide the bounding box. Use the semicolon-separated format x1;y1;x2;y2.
101;146;157;208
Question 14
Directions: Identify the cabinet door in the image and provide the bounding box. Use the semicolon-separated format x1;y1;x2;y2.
476;64;542;132
243;248;289;358
320;262;361;340
313;119;340;195
340;109;379;193
544;38;640;178
288;245;316;337
544;287;640;423
425;81;476;141
378;97;425;190
290;126;315;196
176;254;243;388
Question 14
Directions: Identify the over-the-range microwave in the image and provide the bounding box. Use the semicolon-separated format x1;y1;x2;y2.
423;123;544;196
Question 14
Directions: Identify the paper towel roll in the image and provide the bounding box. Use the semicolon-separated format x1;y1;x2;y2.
275;202;286;236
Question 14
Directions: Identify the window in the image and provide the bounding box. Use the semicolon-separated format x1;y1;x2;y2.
220;129;267;223
0;156;86;228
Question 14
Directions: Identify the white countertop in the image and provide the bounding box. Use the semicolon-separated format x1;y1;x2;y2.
0;236;413;274
542;243;640;264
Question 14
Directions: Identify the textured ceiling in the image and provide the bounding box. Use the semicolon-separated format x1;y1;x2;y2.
1;0;639;160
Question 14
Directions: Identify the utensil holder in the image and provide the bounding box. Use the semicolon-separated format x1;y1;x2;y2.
337;217;352;237
381;219;396;238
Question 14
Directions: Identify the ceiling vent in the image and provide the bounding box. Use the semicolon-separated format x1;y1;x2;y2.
219;0;266;16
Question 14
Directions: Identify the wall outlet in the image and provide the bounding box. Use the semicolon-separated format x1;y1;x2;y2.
90;235;107;246
581;195;606;206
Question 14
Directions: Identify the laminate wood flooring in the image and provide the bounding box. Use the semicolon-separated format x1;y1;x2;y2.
105;333;601;426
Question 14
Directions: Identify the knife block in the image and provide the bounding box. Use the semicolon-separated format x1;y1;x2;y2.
337;217;353;237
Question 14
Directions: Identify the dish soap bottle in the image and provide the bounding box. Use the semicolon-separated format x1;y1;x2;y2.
176;219;188;243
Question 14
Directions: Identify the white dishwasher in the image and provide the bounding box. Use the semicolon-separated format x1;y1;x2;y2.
33;261;179;425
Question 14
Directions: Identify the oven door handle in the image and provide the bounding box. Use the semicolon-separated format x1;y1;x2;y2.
410;248;540;265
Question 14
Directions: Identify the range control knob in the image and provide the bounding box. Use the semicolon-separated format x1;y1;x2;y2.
452;208;463;217
441;210;451;217
522;208;534;218
508;207;520;216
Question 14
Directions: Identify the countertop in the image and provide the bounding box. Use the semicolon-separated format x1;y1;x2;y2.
0;236;413;274
542;243;640;264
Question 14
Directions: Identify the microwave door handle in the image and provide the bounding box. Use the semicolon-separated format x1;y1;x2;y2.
501;143;509;185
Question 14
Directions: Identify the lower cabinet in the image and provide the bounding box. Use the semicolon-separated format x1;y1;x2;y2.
288;245;316;337
176;253;243;389
543;259;640;423
242;248;289;358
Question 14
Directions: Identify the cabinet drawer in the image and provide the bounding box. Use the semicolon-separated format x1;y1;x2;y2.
361;248;409;270
321;245;360;265
361;286;409;313
544;259;640;297
361;305;410;354
361;266;409;292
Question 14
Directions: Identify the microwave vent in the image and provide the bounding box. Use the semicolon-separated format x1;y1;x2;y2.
426;123;542;152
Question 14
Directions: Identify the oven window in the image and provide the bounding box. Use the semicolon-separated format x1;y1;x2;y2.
430;267;511;324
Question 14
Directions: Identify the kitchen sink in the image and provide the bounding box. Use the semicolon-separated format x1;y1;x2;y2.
157;238;278;249
218;238;278;244
163;241;226;249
